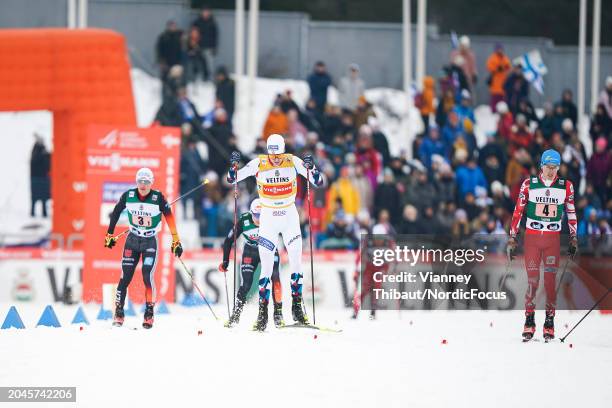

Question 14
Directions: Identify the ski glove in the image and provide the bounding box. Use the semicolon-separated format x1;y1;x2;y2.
104;233;117;249
171;239;183;257
218;261;229;273
567;236;578;259
507;236;518;261
302;154;315;170
230;151;241;165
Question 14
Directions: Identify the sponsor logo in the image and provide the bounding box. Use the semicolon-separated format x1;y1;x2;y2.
99;130;118;148
535;196;559;204
546;256;556;265
559;179;565;185
139;204;144;211
532;177;538;183
145;248;156;253
99;130;149;149
547;223;560;231
122;257;134;262
129;191;135;197
152;194;158;201
273;210;286;216
258;236;275;251
275;170;280;177
545;189;550;196
530;221;543;230
161;134;181;149
268;144;279;151
262;183;293;196
87;153;160;172
265;177;290;183
287;234;301;246
243;257;252;264
124;249;132;257
144;257;154;266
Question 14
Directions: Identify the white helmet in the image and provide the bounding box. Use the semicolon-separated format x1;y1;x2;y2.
250;199;261;216
135;167;154;184
266;134;285;154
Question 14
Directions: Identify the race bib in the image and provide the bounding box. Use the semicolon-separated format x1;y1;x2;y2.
534;203;557;218
135;215;152;227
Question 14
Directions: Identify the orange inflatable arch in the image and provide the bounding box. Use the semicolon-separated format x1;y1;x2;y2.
0;28;136;243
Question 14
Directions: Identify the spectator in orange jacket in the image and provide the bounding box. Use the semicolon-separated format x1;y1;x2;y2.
262;103;288;140
418;76;436;133
486;43;511;112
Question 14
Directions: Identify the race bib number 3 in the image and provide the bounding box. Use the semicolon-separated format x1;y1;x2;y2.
535;203;557;218
136;216;152;227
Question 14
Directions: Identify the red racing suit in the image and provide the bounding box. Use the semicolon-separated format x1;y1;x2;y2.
509;173;577;313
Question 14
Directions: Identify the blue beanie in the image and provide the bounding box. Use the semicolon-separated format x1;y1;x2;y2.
540;149;561;167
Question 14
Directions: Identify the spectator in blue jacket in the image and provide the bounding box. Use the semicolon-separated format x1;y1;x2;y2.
453;89;476;125
419;125;447;169
455;158;488;202
307;61;332;114
442;111;464;156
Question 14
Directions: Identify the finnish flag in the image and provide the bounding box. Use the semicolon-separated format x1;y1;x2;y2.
513;50;548;94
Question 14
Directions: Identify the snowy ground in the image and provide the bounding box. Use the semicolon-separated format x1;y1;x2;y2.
1;303;611;408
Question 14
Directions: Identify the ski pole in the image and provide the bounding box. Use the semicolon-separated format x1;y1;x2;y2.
555;257;572;298
560;288;611;343
498;246;513;292
306;168;316;325
230;164;238;319
112;178;210;241
177;256;219;320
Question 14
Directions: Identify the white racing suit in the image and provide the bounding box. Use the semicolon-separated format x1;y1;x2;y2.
234;154;323;303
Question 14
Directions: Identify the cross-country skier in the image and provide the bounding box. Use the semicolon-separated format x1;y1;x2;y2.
104;167;183;329
219;198;284;328
507;149;578;341
227;134;324;331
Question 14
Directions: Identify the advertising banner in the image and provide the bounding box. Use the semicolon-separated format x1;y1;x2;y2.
82;126;181;303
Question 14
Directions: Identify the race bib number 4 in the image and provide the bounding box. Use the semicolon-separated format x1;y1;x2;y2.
535;203;557;218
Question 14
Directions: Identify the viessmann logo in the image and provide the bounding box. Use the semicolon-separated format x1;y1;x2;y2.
88;153;160;172
263;183;292;196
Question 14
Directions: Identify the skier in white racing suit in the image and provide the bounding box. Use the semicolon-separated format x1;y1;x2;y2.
227;134;324;330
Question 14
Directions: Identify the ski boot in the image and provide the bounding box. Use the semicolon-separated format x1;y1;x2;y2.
253;300;269;332
369;310;376;320
142;302;154;329
522;311;536;341
291;295;309;325
273;302;285;328
112;306;125;327
543;310;555;342
225;298;245;328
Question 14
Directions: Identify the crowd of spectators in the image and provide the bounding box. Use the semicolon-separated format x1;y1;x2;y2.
154;13;612;252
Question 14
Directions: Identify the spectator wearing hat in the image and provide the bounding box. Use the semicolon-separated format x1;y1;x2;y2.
339;63;365;111
503;64;529;115
486;43;511;112
307;61;332;114
156;20;183;81
417;76;436;133
450;35;478;97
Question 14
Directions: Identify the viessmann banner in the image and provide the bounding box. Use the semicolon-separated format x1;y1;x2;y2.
82;125;181;303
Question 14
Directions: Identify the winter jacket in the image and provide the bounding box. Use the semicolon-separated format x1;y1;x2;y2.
486;52;511;95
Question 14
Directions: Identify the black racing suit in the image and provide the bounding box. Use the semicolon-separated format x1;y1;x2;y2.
222;224;282;305
107;190;172;308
